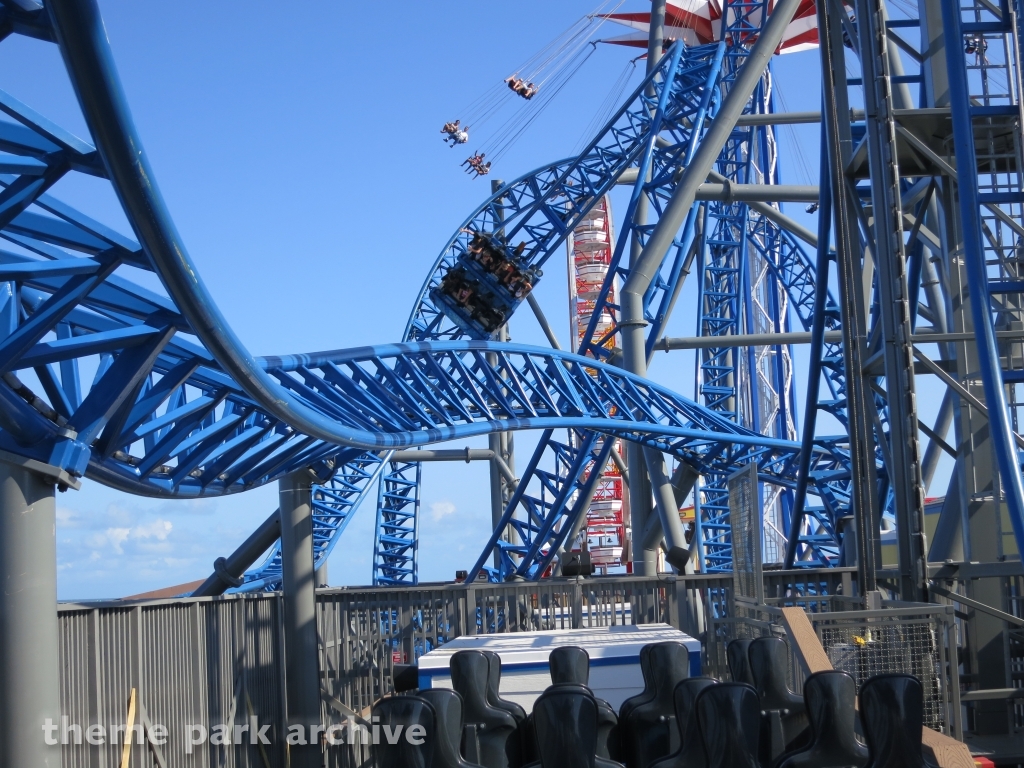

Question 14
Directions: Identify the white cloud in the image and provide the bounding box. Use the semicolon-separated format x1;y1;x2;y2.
104;527;131;554
430;501;456;522
55;507;76;525
133;519;172;541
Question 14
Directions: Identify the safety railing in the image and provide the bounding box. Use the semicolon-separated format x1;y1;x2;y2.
314;569;856;714
929;564;1024;734
55;569;865;767
706;596;963;738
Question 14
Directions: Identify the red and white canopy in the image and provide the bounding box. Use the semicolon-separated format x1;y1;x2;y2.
600;0;819;54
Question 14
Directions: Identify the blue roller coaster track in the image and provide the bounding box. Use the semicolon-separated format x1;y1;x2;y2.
0;0;857;591
0;0;835;593
374;2;862;583
245;0;861;585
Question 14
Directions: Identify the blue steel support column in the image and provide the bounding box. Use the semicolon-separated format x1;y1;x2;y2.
0;460;62;768
942;0;1024;558
279;470;321;768
785;127;833;567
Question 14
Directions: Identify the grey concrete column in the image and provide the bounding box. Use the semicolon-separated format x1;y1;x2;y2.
280;470;322;767
0;460;61;768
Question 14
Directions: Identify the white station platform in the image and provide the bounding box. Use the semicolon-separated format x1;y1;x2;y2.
417;623;701;710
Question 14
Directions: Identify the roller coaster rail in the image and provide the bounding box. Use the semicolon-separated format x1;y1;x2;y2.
0;0;818;595
6;0;1016;596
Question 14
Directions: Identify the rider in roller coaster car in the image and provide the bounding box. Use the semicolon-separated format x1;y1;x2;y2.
438;267;507;333
443;233;539;329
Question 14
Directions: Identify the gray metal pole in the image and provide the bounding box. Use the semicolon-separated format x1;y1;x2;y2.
619;0;804;319
656;330;845;350
626;0;668;577
621;0;803;572
818;0;881;593
193;508;281;596
856;0;928;601
647;0;667;74
0;459;61;768
527;293;562;350
642;447;689;568
280;470;321;768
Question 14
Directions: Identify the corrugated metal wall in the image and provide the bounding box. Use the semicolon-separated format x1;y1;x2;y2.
58;595;287;768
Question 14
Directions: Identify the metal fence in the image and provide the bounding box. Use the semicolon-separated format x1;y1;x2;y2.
929;566;1024;733
56;567;895;768
57;594;286;768
705;595;963;738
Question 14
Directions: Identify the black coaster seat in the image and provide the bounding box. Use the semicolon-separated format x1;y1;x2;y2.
371;695;437;768
620;642;691;768
528;684;625;768
417;688;487;768
483;649;528;768
650;676;719;768
618;644;656;723
748;637;809;763
860;674;938;768
775;670;868;768
693;683;761;768
726;639;754;686
451;649;519;768
548;646;619;759
483;650;528;723
550;645;591;685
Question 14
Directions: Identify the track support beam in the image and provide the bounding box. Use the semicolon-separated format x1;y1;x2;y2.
280;470;321;768
0;459;61;768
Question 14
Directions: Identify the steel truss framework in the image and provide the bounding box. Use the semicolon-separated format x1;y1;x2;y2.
446;6;855;581
0;0;804;594
4;0;1023;651
387;0;1024;590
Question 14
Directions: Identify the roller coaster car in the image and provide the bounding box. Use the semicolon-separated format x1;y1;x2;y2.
433;267;508;336
431;234;541;338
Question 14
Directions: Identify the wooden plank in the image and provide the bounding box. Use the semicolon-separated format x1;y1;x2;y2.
780;607;832;674
921;727;976;768
779;606;975;768
120;687;136;768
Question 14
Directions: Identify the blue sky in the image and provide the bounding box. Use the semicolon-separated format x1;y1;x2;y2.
2;1;947;599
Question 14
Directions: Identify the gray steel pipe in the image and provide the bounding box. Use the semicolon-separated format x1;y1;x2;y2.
385;449;517;487
617;169;819;203
527;293;563;350
192;509;281;597
705;170;824;247
655;330;845;350
619;0;803;569
620;0;805;321
695;182;820;202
